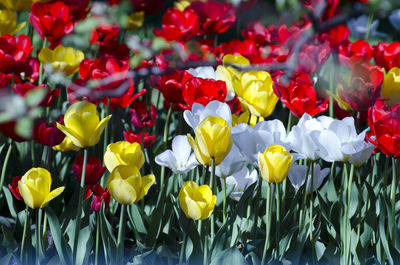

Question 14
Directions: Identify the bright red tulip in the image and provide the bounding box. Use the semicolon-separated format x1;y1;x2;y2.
0;34;33;74
29;1;74;43
123;129;155;148
274;72;329;117
319;25;350;50
338;40;372;68
242;22;272;46
153;7;200;42
190;0;236;35
8;176;23;201
368;99;400;157
373;42;400;71
73;156;106;186
157;70;193;110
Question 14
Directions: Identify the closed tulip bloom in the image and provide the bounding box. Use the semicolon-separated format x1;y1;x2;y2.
104;141;145;173
258;144;293;183
187;116;233;166
0;9;25;36
38;45;84;76
107;165;155;205
56;101;111;148
382;67;400;107
178;181;216;220
233;71;279;118
18;168;65;209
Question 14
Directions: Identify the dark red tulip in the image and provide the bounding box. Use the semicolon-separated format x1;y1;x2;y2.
242;22;272;46
0;120;31;142
33;120;65;147
73;156;106;186
85;184;111;212
129;100;157;129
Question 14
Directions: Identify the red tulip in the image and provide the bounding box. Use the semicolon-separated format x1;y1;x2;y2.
8;176;23;201
274;72;329;117
129;100;157;129
90;24;119;45
214;39;257;60
157;70;193;110
181;77;227;110
190;0;236;35
33;120;65;147
0;120;31;142
302;0;339;21
29;1;74;43
123;129;155;148
337;64;383;113
338;40;372;68
73;156;106;186
62;0;90;22
242;22;272;46
295;41;331;74
85;184;111;212
373;42;400;71
368;99;400;157
319;25;350;50
12;83;59;107
153;7;200;42
0;34;33;74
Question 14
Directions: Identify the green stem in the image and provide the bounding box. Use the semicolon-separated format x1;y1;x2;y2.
20;206;29;263
72;148;88;264
117;204;127;265
390;157;397;243
309;161;314;242
36;209;41;265
38;39;47;85
223;177;227;223
42;213;47;246
209;158;215;241
275;182;281;259
344;164;355;265
95;213;100;265
0;143;12;196
203;220;208;265
261;182;272;265
179;220;188;265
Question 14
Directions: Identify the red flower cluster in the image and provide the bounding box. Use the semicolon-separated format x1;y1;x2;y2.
129;100;157;129
85;184;111;212
124;129;155;148
73;156;106;186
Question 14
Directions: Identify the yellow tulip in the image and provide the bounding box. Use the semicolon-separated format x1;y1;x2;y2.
104;141;145;173
217;54;250;94
258;144;293;183
382;67;400;107
0;0;32;12
178;181;216;220
125;11;145;30
232;112;264;127
39;46;84;76
0;9;25;35
53;136;80;152
56;101;111;148
18;168;64;209
107;165;155;205
233;71;279;118
187;116;233;166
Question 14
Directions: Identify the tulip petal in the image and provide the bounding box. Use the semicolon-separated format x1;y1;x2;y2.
40;186;65;208
184;196;202;220
108;179;137;205
56;122;84;148
138;174;155;201
89;115;112;146
18;181;35;209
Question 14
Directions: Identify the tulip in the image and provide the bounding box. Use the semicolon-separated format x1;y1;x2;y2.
187;116;233;166
0;9;25;36
155;135;199;174
107;165;155;205
223;168;258;201
217;54;250;95
178;181;216;220
232;112;264;127
53;136;80;152
9;176;23;201
183;100;232;130
258;144;293;183
288;164;330;193
373;42;400;70
56;101;111;148
38;45;84;76
382;67;400;107
18;168;64;209
129;101;157;129
73;156;106;186
0;34;33;74
104;141;145;173
33;120;65;147
0;0;33;12
85;184;110;212
233;71;278;118
123;129;155;149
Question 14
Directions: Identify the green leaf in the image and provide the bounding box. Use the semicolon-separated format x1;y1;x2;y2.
185;236;194;261
1;225;17;250
210;247;248;265
216;184;235;206
75;225;93;265
128;204;147;234
100;205;117;265
378;198;393;265
45;207;72;265
3;187;17;219
315;241;326;261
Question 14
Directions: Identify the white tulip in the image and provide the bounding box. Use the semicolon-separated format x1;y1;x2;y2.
223;168;258;201
155;135;199;174
288;163;330;193
184;100;232;130
215;144;246;178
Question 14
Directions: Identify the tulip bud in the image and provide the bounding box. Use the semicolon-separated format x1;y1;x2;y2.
18;168;65;209
104;141;145;173
56;101;112;148
85;184;110;212
38;45;84;76
382;67;400;107
178;181;216;220
187;116;233;166
8;176;22;201
258;144;293;183
107;165;155;205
